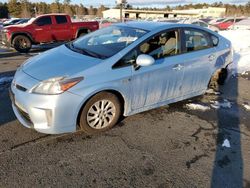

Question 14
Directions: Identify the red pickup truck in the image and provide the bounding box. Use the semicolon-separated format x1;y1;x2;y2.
1;14;99;53
213;18;244;30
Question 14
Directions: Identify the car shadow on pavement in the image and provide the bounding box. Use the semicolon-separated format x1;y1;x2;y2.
0;71;16;126
0;48;47;58
0;42;64;58
211;68;243;186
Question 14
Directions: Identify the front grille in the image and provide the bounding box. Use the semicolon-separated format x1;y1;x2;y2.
15;105;32;125
0;31;9;46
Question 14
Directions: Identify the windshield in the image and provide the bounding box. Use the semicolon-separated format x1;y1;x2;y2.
68;25;148;59
217;18;225;22
28;17;36;24
17;19;30;24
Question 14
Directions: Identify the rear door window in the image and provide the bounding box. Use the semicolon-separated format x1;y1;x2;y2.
184;29;212;52
55;15;68;24
226;19;234;23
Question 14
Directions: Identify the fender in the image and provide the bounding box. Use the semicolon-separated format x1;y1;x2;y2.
75;27;91;38
11;31;35;44
74;87;128;127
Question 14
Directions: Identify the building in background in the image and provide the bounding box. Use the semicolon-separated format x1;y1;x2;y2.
102;9;197;19
173;7;226;18
102;7;226;19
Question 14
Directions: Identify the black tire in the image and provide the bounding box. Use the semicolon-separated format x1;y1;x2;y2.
209;68;228;90
77;32;87;38
12;35;32;53
79;92;121;135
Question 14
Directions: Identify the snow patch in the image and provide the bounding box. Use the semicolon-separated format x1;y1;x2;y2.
206;89;220;95
222;139;231;148
185;103;211;111
210;99;232;109
243;104;250;111
242;71;249;75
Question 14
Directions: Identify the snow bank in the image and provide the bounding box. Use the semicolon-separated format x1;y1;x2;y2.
219;30;250;73
185;103;211;111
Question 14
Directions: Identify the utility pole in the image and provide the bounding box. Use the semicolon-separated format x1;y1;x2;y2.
34;6;37;17
120;3;122;22
116;0;127;22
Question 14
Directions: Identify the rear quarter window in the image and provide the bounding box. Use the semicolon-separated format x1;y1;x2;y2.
55;16;68;24
211;35;219;46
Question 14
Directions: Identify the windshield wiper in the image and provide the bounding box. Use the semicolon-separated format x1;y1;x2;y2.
80;48;108;59
65;42;88;55
66;42;107;59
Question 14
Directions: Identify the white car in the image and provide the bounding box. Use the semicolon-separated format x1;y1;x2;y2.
229;18;250;30
181;19;220;32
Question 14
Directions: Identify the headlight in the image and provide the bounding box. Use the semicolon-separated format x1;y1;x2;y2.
3;29;9;33
31;77;83;95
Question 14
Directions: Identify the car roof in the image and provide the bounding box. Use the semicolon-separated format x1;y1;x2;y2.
116;21;178;31
115;21;218;36
36;13;68;18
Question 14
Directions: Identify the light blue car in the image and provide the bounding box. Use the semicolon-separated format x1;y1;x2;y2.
10;21;233;134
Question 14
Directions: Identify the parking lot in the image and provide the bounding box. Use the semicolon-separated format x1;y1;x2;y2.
0;45;250;187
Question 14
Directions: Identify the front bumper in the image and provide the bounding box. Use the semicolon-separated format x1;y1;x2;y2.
0;31;11;47
10;71;85;134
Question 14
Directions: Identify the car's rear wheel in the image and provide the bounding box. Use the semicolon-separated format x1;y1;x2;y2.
79;92;121;134
209;68;228;90
12;35;32;53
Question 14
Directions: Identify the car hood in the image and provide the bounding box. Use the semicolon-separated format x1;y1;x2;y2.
4;24;27;29
22;45;101;81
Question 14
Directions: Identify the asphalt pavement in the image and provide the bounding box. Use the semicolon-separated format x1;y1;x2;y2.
0;46;250;188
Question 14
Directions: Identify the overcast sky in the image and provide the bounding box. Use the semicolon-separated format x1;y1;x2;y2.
2;0;249;7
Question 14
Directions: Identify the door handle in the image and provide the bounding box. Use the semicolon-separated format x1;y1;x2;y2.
172;64;184;70
209;54;215;61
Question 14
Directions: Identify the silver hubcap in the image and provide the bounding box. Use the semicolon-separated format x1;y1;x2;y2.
87;100;116;129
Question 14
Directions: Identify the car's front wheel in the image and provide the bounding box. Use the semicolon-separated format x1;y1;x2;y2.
12;35;32;53
79;92;121;134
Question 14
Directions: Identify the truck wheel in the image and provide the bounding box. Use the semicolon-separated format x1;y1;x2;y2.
77;29;90;38
78;32;87;38
12;35;32;53
79;92;121;135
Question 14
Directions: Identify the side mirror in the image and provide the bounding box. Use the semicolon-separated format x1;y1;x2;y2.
136;54;155;67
